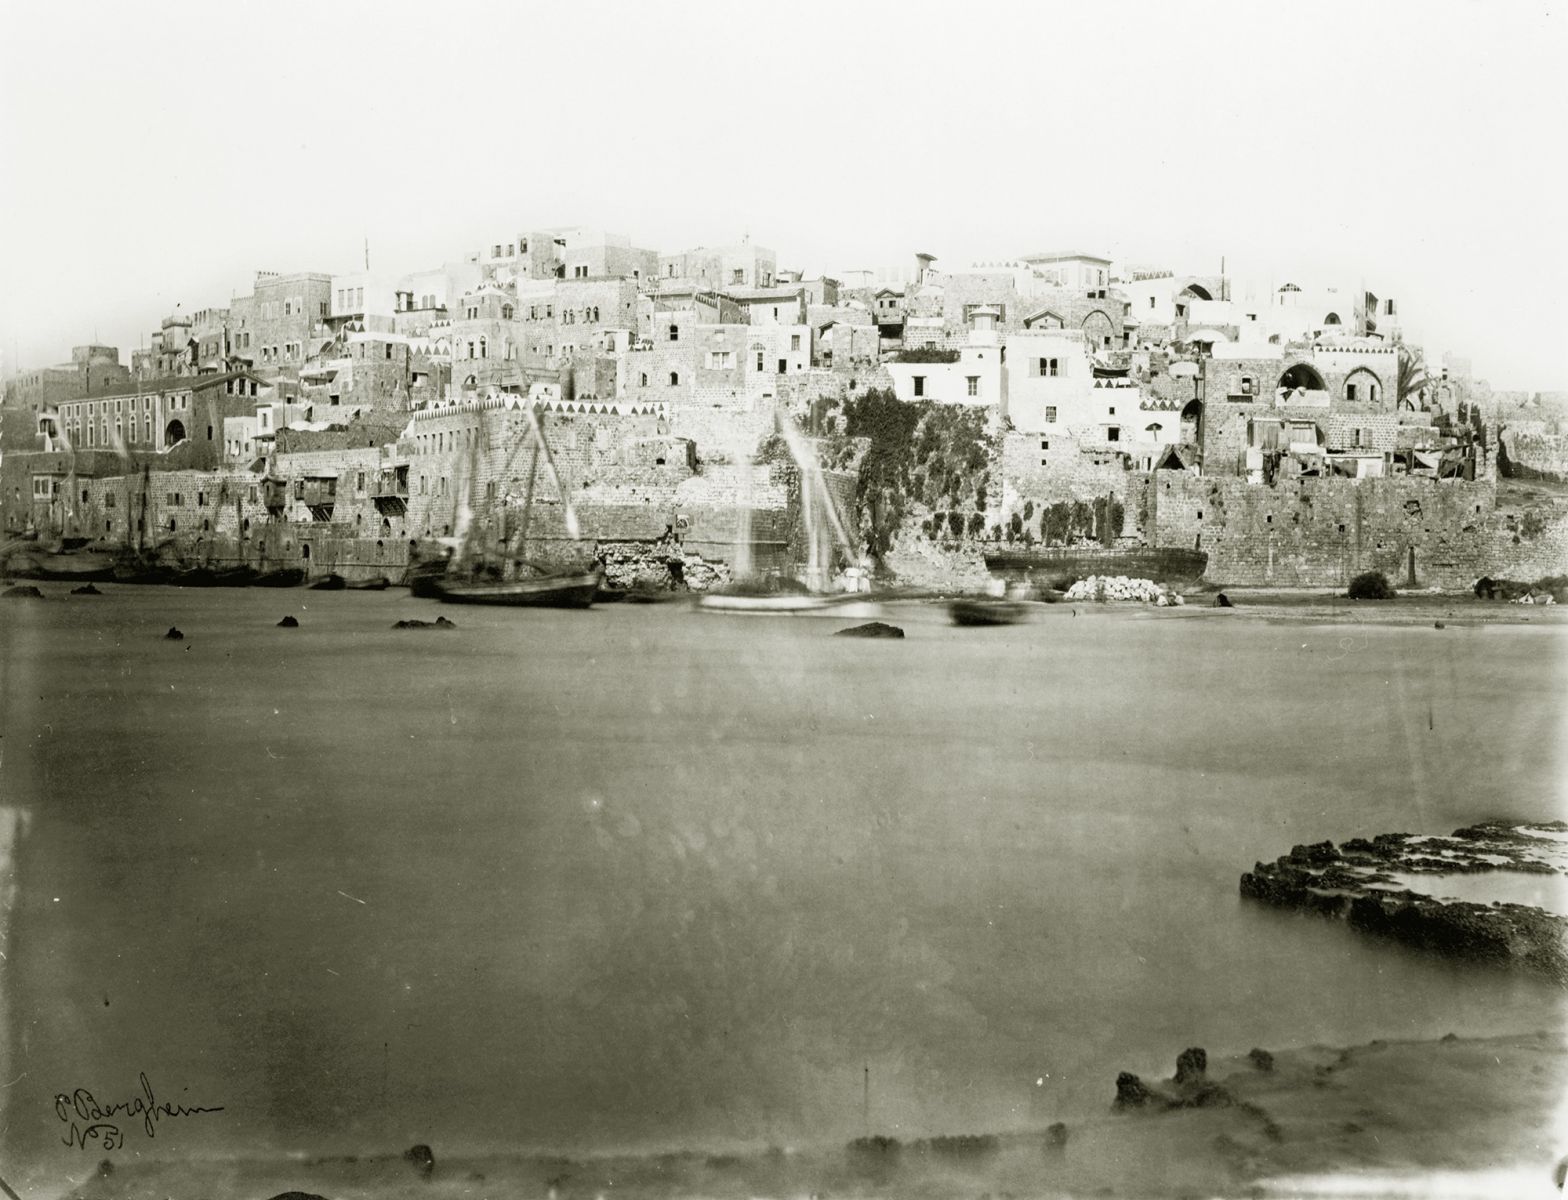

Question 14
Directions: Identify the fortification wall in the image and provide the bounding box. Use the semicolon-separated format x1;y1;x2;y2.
1147;472;1567;587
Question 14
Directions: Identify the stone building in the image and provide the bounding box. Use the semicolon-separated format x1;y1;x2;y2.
229;271;334;376
2;345;131;448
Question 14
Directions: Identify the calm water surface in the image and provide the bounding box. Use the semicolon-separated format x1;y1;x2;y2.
1;586;1563;1183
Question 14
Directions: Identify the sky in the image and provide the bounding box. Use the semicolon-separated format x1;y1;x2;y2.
1;0;1564;390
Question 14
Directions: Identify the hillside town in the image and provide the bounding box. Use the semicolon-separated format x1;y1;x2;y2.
3;229;1566;593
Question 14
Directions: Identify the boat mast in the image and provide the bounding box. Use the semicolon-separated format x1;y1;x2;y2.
518;434;540;563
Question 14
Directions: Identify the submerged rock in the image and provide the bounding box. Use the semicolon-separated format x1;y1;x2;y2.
277;615;300;627
1214;592;1234;607
834;621;905;639
1;585;43;598
404;1143;435;1178
1174;1047;1207;1086
1113;1071;1159;1111
72;583;102;595
393;616;456;630
164;626;184;640
1240;820;1568;983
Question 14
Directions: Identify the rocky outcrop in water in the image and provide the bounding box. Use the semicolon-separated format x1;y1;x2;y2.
1240;820;1568;983
277;615;300;627
72;583;102;595
393;616;456;630
164;626;184;640
2;584;43;598
834;621;904;638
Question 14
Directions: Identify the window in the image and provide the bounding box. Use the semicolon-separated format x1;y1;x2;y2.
1347;383;1358;403
502;304;513;320
707;351;735;369
1039;439;1050;450
1241;375;1255;396
732;269;745;284
1108;406;1115;415
966;376;979;396
756;351;765;371
912;376;925;397
493;244;502;258
385;343;393;360
790;334;801;352
1149;296;1155;308
1045;405;1057;423
1037;357;1059;377
640;373;648;387
669;371;680;386
506;243;514;257
1107;426;1120;442
668;323;680;342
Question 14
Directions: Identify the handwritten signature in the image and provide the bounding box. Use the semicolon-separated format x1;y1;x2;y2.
54;1073;223;1150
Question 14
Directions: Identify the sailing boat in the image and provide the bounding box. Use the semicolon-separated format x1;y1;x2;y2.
432;403;601;608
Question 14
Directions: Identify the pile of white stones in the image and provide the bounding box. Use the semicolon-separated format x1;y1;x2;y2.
1063;575;1185;605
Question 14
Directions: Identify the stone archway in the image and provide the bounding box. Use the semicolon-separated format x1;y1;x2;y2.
1278;363;1327;395
164;419;187;444
1081;309;1115;349
1180;398;1204;445
1343;366;1383;406
1180;283;1213;301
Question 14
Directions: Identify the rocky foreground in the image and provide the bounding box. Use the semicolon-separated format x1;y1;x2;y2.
1241;819;1568;984
49;1032;1566;1200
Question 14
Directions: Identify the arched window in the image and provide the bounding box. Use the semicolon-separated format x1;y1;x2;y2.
640;373;648;387
467;341;475;359
479;337;487;359
669;371;680;386
501;304;513;320
668;323;680;342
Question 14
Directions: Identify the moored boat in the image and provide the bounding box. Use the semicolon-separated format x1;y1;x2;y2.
253;568;307;588
5;548;116;582
949;599;1030;627
433;568;602;608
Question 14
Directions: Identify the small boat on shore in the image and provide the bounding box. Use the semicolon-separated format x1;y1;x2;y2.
174;565;258;588
434;568;602;608
696;590;864;614
309;574;348;591
5;548;117;582
253;568;307;588
949;599;1030;627
347;575;391;591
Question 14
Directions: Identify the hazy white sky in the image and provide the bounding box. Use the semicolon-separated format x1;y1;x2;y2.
2;0;1564;389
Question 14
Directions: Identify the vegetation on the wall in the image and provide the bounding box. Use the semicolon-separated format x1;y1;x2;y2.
833;388;993;559
892;346;960;364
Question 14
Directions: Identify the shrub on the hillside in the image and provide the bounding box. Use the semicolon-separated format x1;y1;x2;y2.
1347;571;1396;600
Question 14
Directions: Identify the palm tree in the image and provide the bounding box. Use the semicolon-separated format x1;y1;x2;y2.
1396;345;1429;410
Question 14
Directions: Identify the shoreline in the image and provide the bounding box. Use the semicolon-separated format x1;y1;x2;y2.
44;1030;1568;1200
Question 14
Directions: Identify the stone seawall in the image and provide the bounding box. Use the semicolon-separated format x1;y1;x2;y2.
1148;473;1568;588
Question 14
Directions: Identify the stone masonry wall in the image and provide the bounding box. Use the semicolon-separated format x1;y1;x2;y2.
1147;472;1567;588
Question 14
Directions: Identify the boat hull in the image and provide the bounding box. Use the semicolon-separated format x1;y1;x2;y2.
434;572;601;608
949;599;1030;627
6;551;116;582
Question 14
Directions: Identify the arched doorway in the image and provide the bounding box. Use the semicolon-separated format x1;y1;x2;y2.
1180;283;1213;301
1180;398;1204;445
1323;312;1342;326
164;419;186;443
1278;363;1327;395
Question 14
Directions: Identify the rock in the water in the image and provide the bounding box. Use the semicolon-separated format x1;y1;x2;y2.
1174;1047;1207;1086
72;583;102;595
1046;1121;1069;1150
1434;620;1445;629
393;616;456;630
277;615;299;627
266;1194;330;1200
164;626;184;640
834;621;905;639
1214;592;1233;607
1248;1048;1275;1072
404;1143;435;1177
2;585;43;598
1113;1071;1158;1111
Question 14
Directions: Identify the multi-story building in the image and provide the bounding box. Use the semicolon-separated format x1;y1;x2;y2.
229;271;333;375
659;243;777;289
